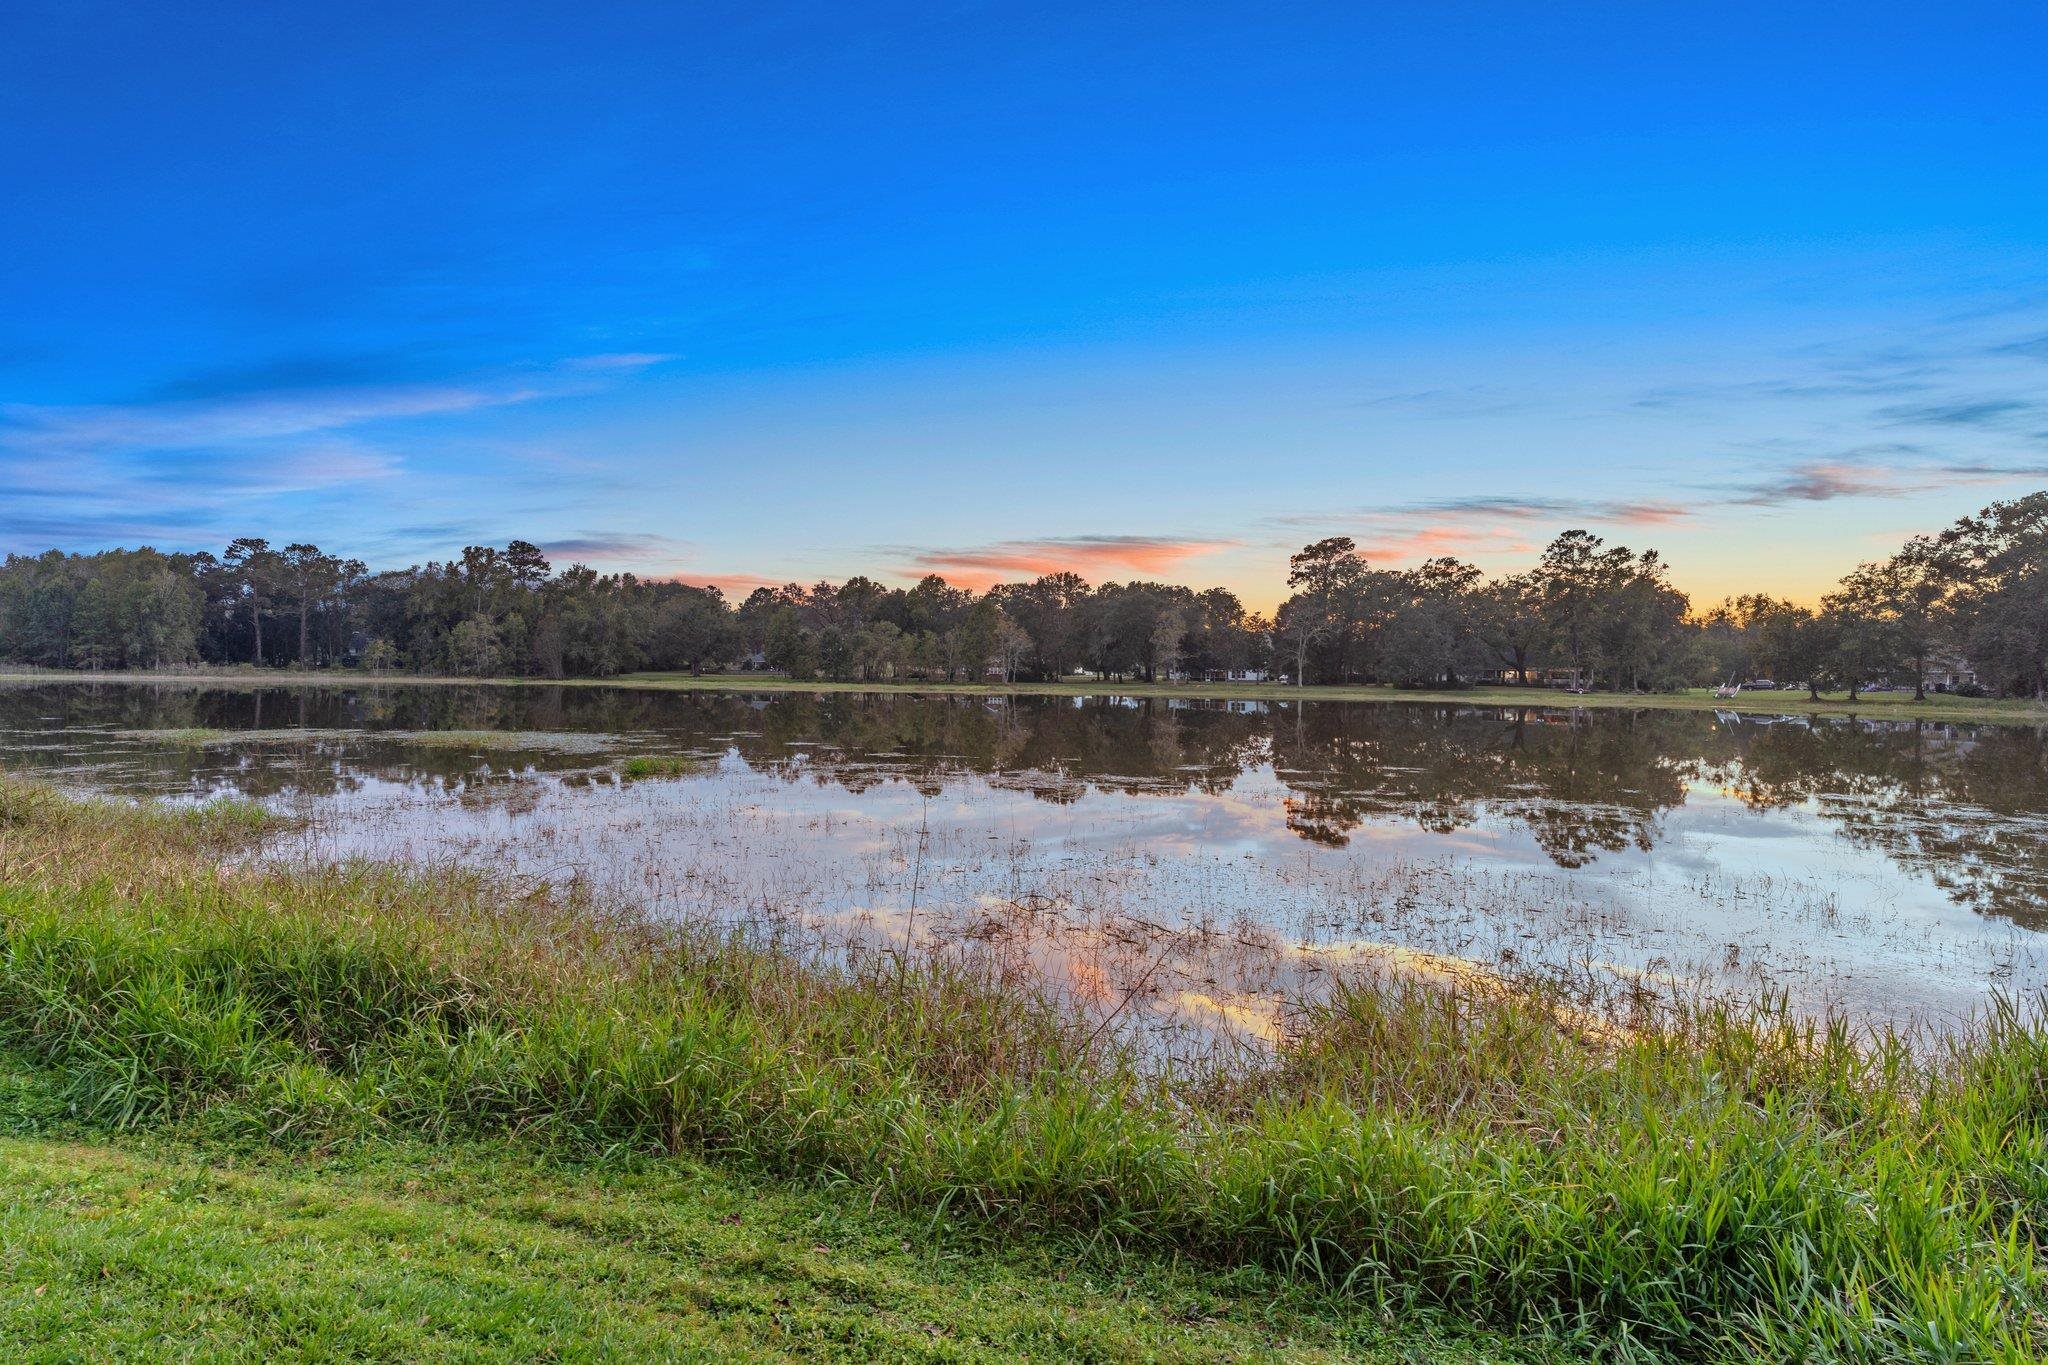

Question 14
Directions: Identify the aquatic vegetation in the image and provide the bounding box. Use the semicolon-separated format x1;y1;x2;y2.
124;727;233;746
392;729;616;754
119;726;617;754
617;753;710;778
0;777;2044;1360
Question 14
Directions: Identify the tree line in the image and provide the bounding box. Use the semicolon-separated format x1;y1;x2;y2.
1694;493;2048;702
1273;491;2046;698
1;491;2042;696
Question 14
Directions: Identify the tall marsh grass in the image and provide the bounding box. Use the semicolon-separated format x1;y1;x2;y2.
0;775;2043;1360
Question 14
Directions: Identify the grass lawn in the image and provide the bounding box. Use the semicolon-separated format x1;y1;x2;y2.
0;1059;1550;1363
606;674;2046;724
4;667;2044;726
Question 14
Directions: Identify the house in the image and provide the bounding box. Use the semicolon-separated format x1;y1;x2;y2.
1926;654;1978;692
1473;667;1584;687
1157;667;1270;683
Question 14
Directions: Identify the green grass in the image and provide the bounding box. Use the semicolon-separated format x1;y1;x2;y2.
122;726;233;746
0;1061;1537;1362
13;669;2044;727
619;753;713;778
0;778;2045;1359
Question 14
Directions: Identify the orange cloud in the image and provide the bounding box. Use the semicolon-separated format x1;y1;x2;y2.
664;571;787;598
902;535;1237;590
1350;524;1539;561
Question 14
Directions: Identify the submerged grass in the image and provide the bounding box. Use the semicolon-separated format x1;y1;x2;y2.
121;726;615;753
123;726;232;746
0;775;2044;1360
619;753;712;778
391;728;616;753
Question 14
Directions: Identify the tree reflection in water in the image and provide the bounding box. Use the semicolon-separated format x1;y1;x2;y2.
4;681;2045;924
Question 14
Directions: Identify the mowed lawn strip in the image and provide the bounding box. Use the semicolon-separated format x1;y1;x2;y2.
0;1063;1552;1363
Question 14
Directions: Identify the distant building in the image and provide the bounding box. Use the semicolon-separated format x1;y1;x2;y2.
1473;667;1583;687
1926;654;1978;691
1158;667;1269;683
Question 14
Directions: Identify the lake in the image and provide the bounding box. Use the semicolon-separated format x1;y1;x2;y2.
5;680;2046;1052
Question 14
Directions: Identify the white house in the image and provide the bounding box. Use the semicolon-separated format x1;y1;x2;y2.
1926;654;1978;691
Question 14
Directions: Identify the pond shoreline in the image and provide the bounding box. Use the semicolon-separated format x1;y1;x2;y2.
4;668;2043;726
9;678;2045;1023
2;778;2044;1359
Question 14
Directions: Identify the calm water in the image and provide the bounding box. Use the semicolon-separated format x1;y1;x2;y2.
5;681;2047;1043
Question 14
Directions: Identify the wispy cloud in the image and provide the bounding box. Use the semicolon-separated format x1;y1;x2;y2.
0;384;535;459
1386;496;1689;526
901;535;1236;589
1878;398;2041;429
142;441;404;495
1620;311;2048;436
1263;450;2048;569
561;352;676;371
1633;373;1942;408
532;532;692;564
1352;386;1536;417
1726;462;1910;505
0;352;661;555
1265;495;1691;560
1723;457;2048;507
0;507;226;548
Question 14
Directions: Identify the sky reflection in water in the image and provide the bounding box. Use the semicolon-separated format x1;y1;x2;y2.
5;682;2046;1047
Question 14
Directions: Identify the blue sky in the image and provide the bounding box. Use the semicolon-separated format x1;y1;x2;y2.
3;1;2045;608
